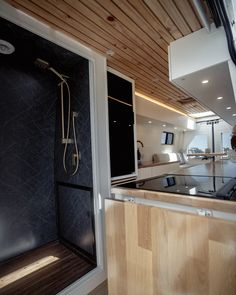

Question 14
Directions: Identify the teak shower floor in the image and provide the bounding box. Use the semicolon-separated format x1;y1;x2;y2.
0;241;95;295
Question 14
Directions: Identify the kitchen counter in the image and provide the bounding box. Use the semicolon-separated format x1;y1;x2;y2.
111;160;236;214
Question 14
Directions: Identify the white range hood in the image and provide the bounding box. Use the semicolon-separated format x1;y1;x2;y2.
169;24;236;126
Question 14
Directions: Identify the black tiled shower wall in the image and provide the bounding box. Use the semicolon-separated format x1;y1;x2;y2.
0;17;95;263
0;61;57;263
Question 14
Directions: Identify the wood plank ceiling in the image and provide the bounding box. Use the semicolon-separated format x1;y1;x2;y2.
6;0;209;115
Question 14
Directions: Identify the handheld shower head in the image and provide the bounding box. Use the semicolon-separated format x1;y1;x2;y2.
35;57;68;82
34;58;50;70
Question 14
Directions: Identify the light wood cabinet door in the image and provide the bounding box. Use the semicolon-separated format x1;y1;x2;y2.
105;199;236;295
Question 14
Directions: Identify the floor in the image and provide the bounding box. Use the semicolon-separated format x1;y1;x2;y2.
0;241;95;295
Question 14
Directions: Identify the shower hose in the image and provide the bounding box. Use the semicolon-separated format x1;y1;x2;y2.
56;73;79;176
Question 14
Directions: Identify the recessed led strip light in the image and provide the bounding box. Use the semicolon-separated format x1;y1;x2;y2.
217;96;223;100
135;92;188;117
201;80;209;84
226;107;232;110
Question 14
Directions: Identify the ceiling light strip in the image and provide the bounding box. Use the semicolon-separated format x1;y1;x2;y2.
135;91;188;117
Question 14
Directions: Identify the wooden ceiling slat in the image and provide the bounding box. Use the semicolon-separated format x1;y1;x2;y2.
127;0;174;44
33;0;122;50
158;0;192;36
79;0;168;70
143;0;183;40
65;0;190;97
46;0;168;75
62;0;190;99
10;0;185;105
15;0;187;100
9;0;110;53
111;0;169;54
5;0;209;115
33;0;170;92
64;0;169;76
173;0;202;31
96;0;168;64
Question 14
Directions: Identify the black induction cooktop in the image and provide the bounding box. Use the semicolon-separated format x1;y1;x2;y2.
118;174;236;201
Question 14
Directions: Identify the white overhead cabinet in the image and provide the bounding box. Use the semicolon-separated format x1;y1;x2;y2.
107;68;137;183
169;25;236;126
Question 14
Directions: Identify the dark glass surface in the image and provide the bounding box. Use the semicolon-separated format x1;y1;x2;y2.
107;72;133;105
118;174;236;200
108;99;135;177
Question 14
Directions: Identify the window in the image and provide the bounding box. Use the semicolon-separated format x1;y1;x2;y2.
161;132;174;145
221;132;231;152
188;134;208;153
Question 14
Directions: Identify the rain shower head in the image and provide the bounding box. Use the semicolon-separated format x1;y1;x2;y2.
34;58;50;70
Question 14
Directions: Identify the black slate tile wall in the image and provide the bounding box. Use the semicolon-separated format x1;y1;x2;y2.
0;60;57;263
57;186;95;257
0;17;95;263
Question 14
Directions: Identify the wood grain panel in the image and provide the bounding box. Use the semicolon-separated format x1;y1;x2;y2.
158;0;192;35
125;202;153;295
174;0;202;31
137;205;152;250
144;0;183;39
209;240;236;294
105;199;127;295
105;200;236;295
6;0;209;115
0;241;95;295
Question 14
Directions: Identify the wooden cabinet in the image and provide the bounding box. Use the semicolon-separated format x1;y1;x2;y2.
107;68;137;182
105;199;236;295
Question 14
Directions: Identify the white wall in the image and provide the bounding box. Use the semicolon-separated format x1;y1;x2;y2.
136;119;184;162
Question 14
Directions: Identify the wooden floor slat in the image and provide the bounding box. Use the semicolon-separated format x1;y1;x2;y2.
0;241;95;295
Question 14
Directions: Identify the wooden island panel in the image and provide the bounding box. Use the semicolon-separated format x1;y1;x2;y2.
105;199;236;295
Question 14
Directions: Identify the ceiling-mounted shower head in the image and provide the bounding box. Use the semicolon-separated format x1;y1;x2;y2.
34;58;50;70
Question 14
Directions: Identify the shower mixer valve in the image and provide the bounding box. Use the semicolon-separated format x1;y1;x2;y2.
62;138;74;144
72;152;81;166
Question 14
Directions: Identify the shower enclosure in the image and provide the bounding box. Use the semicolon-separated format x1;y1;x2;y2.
0;10;107;294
